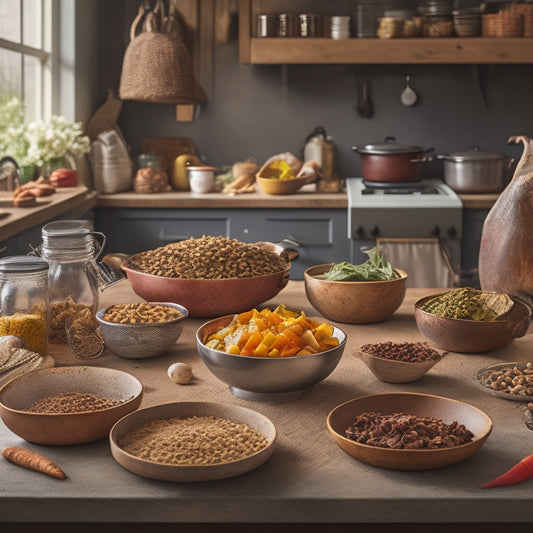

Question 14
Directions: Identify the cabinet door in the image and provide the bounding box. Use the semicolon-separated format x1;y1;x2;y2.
95;208;232;254
229;209;349;279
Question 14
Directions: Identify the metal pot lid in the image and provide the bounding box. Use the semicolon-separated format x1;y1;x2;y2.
355;136;423;155
446;150;506;162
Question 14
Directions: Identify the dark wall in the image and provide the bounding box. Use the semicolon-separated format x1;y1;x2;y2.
95;0;533;179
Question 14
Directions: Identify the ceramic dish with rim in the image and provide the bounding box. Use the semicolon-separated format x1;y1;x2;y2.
256;175;317;195
474;362;533;402
304;264;407;324
196;314;347;401
414;293;531;353
327;392;492;471
121;243;292;318
109;401;276;482
0;366;143;446
354;346;447;384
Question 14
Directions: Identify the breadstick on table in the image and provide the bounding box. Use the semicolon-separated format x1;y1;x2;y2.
2;446;67;479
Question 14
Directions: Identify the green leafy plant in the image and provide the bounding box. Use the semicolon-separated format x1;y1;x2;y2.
324;247;400;282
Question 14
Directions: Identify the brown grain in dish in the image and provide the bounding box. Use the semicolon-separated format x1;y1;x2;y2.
26;392;124;414
359;341;442;363
117;415;268;465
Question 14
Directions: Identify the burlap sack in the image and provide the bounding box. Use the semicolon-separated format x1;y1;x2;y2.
119;0;206;105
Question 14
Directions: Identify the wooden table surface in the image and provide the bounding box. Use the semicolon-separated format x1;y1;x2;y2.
1;280;532;531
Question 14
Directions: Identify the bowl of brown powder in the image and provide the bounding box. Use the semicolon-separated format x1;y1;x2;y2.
0;366;143;445
109;401;276;482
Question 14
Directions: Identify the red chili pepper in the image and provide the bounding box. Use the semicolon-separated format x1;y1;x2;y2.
480;454;533;488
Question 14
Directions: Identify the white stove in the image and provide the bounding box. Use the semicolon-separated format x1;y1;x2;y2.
346;177;463;240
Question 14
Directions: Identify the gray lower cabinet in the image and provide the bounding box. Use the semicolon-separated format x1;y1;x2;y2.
94;207;350;280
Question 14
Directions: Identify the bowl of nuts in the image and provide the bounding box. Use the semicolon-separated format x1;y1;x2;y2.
96;302;189;359
120;236;292;318
355;341;448;384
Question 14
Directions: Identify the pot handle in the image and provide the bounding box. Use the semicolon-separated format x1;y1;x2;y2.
410;155;433;163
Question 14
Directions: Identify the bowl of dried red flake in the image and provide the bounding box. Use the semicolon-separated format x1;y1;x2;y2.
0;366;143;445
354;341;448;383
327;392;493;470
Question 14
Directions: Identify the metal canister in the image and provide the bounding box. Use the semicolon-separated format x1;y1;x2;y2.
298;14;319;37
278;13;297;37
256;14;276;37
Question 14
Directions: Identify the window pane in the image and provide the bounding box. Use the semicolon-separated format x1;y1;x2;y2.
23;53;41;120
0;0;21;42
23;0;42;48
0;48;22;97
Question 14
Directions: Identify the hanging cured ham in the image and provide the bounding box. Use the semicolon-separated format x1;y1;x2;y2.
478;135;533;305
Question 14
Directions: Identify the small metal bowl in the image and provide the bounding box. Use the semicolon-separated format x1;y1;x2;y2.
196;314;347;401
96;302;189;359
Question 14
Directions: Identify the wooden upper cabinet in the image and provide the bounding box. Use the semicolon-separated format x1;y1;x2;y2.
238;0;533;64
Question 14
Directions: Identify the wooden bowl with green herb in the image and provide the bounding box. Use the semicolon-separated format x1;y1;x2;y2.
304;249;407;324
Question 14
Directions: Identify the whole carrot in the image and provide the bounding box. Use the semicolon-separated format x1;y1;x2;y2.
2;446;66;480
480;454;533;488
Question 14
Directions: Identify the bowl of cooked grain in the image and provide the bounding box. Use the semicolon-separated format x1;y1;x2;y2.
96;301;189;359
120;236;292;318
0;366;143;446
196;308;347;401
109;401;277;482
354;341;448;384
327;392;492;470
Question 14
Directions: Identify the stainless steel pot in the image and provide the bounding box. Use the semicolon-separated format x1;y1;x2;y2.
352;137;433;183
438;149;515;193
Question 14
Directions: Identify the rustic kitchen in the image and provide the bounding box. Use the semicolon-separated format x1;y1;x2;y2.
1;1;533;532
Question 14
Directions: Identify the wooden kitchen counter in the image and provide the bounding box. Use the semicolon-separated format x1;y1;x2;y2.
96;185;348;209
0;186;98;243
1;281;532;531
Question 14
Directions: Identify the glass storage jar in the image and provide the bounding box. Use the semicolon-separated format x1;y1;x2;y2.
0;255;49;355
40;220;105;345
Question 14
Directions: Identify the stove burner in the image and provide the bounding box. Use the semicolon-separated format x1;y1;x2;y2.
362;181;441;195
361;179;426;190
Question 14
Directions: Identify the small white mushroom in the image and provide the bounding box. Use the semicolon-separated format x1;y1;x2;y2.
167;362;193;384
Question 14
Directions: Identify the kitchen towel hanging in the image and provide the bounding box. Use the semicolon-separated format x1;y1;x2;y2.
119;0;206;105
377;238;455;289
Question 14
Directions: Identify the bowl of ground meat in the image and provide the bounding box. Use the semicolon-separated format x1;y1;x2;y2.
120;236;293;318
0;366;143;445
327;392;492;470
354;341;448;383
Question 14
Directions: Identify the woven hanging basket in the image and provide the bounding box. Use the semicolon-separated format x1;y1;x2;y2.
119;1;206;105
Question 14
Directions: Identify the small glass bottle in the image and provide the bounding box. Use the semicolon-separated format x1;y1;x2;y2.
0;255;49;355
40;220;105;345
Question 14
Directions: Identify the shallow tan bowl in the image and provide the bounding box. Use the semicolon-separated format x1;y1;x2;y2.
121;247;291;319
327;392;492;471
414;293;531;353
355;349;447;384
110;401;276;482
0;366;143;446
256;175;316;195
304;264;408;324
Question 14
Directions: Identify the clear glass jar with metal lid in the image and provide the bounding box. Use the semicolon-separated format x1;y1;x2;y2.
40;220;105;345
0;255;49;355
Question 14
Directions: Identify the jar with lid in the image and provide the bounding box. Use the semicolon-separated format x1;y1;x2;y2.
0;255;49;355
133;153;169;194
40;220;105;346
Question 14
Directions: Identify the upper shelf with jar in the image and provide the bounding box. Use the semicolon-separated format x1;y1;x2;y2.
238;0;533;64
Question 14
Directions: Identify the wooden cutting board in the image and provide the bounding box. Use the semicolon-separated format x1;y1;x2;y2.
141;137;198;177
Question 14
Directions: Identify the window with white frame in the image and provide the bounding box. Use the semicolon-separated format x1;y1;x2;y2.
0;0;53;122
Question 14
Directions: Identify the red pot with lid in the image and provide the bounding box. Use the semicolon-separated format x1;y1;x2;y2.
352;136;433;183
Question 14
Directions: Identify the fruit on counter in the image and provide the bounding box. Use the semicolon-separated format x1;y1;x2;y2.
167;362;193;384
49;168;78;187
419;287;514;321
221;158;259;195
204;304;339;357
323;247;400;282
171;153;203;190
